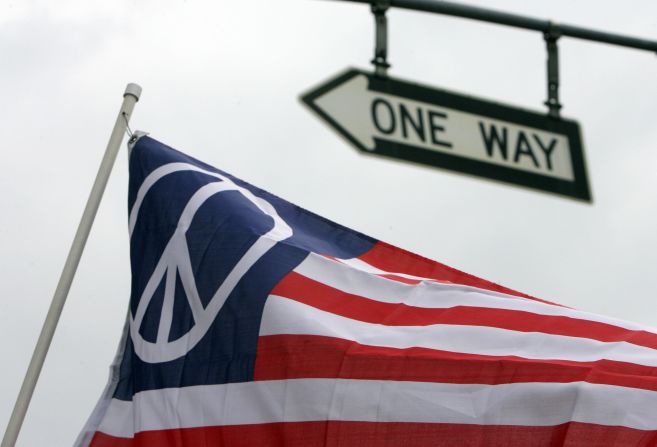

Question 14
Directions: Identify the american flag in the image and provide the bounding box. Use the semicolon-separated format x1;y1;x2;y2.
77;136;657;446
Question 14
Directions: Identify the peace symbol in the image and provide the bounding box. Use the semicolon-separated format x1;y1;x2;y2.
128;163;292;363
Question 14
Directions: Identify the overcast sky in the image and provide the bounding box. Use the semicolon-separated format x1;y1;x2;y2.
1;0;656;445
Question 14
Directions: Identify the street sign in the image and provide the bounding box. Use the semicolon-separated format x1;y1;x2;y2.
301;68;591;202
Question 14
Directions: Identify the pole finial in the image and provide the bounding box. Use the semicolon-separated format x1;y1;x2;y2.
124;83;142;101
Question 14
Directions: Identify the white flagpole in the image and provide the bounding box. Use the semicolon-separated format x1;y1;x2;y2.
1;83;142;447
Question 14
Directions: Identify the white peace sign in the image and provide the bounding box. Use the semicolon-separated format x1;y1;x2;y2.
128;163;292;363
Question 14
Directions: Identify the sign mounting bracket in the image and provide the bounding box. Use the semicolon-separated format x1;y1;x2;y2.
371;0;391;77
544;23;562;119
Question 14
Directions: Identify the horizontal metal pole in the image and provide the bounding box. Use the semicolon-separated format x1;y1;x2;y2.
332;0;657;53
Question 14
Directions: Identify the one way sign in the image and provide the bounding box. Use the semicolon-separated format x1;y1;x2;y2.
301;68;591;202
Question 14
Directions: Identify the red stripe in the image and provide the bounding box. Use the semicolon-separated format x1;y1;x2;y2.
90;421;657;447
358;241;558;304
254;334;657;392
90;432;133;447
271;272;657;350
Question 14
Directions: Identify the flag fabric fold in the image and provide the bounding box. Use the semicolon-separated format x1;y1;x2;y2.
77;136;657;447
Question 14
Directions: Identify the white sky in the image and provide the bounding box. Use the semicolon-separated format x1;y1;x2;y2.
1;0;656;445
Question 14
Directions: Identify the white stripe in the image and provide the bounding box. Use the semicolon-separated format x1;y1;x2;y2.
335;256;434;281
96;379;657;438
296;253;657;335
261;295;657;367
97;399;134;439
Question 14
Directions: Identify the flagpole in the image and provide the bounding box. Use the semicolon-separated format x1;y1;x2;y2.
1;83;142;447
